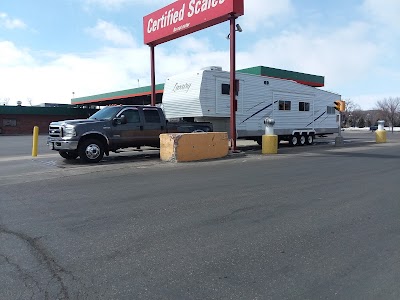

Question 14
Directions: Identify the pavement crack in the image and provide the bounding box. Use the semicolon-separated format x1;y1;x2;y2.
0;226;70;299
0;253;41;299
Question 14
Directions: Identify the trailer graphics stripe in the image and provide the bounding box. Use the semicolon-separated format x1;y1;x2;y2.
240;101;278;124
306;111;326;127
246;101;266;112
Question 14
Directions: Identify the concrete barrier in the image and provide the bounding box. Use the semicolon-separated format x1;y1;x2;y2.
160;132;229;162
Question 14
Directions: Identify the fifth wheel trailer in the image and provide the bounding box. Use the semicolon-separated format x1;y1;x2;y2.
162;67;341;146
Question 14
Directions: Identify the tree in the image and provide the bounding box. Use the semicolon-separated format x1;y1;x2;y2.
343;99;361;127
358;116;365;128
376;97;400;133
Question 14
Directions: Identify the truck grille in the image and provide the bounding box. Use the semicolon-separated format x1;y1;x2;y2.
49;125;62;137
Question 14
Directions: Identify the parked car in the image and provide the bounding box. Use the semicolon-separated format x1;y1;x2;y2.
370;125;378;131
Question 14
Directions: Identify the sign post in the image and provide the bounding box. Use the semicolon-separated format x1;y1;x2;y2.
150;45;156;106
230;16;237;150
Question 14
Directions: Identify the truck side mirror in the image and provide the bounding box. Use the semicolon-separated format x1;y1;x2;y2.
120;115;127;124
113;115;127;125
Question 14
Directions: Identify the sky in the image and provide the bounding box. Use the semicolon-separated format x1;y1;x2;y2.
0;0;399;109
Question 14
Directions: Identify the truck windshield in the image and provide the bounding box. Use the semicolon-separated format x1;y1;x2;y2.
89;107;122;120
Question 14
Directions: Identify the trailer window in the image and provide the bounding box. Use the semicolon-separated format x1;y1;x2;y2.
143;109;161;123
221;83;239;96
327;106;336;114
299;102;310;111
279;100;291;111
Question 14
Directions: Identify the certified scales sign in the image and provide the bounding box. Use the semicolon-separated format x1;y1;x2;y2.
143;0;244;45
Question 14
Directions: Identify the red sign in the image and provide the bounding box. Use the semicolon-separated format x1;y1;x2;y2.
143;0;244;46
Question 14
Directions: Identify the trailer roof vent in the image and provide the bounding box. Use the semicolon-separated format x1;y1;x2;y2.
201;66;222;71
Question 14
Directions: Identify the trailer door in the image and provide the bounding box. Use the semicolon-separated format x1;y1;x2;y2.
215;78;243;115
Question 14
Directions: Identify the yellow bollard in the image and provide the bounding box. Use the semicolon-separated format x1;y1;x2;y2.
262;135;278;154
32;126;39;157
376;130;387;143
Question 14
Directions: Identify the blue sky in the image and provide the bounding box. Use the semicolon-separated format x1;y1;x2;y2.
0;0;399;109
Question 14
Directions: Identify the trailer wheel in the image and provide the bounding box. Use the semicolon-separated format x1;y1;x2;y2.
306;134;314;145
299;135;306;146
289;134;299;146
78;139;104;163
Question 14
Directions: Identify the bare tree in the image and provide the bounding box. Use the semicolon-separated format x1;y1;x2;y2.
349;109;364;127
376;97;400;132
343;99;361;127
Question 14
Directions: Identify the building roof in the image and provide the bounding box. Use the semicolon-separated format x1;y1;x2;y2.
71;83;165;106
0;105;98;116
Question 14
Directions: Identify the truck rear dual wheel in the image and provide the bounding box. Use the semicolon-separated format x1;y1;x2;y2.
78;139;104;163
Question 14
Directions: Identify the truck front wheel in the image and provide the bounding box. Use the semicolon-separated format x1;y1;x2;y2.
59;151;78;160
78;139;104;163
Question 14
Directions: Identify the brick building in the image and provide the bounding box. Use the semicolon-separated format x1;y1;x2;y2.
0;105;98;135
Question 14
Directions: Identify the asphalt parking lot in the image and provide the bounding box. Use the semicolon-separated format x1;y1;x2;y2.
1;130;400;299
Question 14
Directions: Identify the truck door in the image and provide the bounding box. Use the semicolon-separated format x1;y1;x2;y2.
141;108;164;147
114;108;145;147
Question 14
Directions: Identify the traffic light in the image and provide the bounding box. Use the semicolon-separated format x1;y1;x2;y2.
334;100;346;112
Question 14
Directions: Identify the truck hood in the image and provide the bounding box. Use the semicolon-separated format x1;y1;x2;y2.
50;119;107;126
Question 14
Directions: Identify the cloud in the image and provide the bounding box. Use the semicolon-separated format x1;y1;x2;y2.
0;41;34;66
0;18;383;109
0;12;27;29
86;20;135;47
241;0;294;31
0;36;227;106
362;0;400;31
0;39;155;105
235;22;380;91
84;0;171;10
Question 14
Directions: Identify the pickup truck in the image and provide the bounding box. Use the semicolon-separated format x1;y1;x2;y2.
47;105;213;163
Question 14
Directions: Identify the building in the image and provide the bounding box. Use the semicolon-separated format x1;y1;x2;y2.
0;105;98;135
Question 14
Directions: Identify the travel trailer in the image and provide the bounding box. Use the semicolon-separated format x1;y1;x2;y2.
162;67;341;146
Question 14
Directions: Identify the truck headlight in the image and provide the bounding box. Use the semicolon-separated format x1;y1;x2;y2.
63;125;76;137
